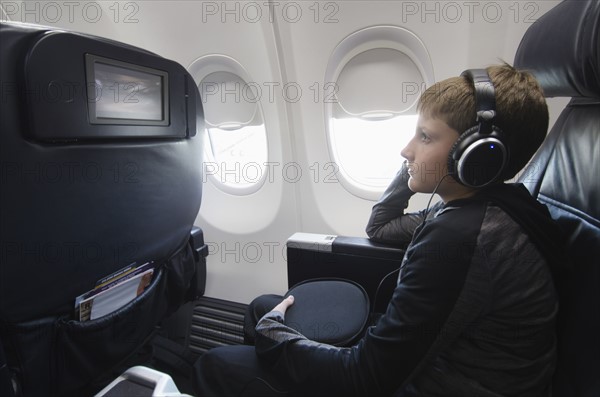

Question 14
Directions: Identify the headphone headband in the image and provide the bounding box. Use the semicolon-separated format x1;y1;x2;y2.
461;69;497;134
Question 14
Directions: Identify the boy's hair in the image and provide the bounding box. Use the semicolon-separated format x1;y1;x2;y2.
417;63;549;180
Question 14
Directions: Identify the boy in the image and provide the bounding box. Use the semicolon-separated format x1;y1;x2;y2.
193;64;564;396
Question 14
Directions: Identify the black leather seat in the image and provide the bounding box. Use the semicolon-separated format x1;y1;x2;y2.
0;22;205;396
514;0;600;395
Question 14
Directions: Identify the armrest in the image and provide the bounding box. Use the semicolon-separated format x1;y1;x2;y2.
95;366;192;397
333;236;407;259
287;233;405;313
189;226;208;298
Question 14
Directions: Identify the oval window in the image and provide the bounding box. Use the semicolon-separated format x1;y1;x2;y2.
325;26;434;200
189;57;268;195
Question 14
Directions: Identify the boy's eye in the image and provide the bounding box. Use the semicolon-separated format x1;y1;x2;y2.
420;132;431;143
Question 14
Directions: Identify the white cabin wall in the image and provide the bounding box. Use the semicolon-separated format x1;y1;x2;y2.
138;2;301;303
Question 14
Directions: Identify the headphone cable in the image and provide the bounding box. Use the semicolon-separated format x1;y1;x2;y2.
374;172;452;311
372;267;400;313
422;173;452;225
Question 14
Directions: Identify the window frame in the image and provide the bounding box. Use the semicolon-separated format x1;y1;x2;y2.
189;55;269;196
324;26;435;200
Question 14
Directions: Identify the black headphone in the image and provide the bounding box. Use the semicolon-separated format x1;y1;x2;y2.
447;69;509;188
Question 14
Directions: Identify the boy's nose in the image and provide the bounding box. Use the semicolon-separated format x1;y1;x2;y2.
400;141;414;161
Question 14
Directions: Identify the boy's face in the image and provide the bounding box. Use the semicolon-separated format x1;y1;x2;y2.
401;116;474;202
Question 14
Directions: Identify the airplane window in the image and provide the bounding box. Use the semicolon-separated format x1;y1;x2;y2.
327;42;429;200
331;115;418;188
199;71;268;194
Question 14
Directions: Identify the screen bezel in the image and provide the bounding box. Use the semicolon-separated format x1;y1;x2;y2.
24;30;198;141
85;54;170;126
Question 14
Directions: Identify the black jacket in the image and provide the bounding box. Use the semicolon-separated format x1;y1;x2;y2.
255;169;561;397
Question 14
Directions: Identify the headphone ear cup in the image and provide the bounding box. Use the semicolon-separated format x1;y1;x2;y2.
447;125;480;184
448;125;508;187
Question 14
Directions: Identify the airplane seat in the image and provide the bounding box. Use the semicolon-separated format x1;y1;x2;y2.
513;0;600;395
0;22;206;396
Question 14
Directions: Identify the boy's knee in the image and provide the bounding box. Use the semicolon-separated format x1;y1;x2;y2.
194;348;223;377
244;294;284;344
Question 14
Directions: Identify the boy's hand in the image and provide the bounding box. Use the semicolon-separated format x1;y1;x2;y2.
271;295;295;315
398;160;411;184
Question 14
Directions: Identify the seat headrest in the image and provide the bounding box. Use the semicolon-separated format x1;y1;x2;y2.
514;0;600;98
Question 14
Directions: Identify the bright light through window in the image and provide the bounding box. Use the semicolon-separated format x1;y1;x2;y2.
204;125;268;188
331;115;418;188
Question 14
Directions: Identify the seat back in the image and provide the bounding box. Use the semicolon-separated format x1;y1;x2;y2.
514;1;600;395
0;22;204;395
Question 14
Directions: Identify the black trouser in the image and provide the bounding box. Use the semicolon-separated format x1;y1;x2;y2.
193;344;350;397
192;345;292;397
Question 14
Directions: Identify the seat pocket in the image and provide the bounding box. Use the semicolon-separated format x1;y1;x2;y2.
52;267;168;394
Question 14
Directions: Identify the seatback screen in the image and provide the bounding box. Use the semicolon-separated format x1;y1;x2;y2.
24;30;200;140
86;54;169;125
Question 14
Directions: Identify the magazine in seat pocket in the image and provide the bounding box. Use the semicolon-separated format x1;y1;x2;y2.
53;267;167;394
